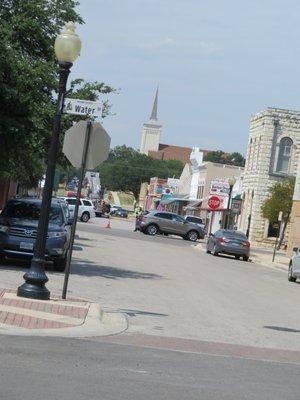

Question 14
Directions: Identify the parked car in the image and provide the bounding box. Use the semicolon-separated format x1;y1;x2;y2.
184;215;206;232
114;208;128;218
110;205;123;215
206;229;250;261
288;247;300;282
61;197;96;222
138;211;205;241
0;197;72;271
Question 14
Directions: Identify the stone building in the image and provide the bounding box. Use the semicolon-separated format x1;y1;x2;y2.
239;108;300;246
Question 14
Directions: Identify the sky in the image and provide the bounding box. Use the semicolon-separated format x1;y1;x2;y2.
71;0;300;155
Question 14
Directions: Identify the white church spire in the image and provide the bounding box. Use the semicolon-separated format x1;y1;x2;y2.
140;87;162;155
150;86;159;121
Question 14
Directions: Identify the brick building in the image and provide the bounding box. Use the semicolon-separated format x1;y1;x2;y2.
0;180;18;209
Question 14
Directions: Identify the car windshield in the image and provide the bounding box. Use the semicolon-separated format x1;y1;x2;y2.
65;198;77;205
2;200;63;225
223;230;247;240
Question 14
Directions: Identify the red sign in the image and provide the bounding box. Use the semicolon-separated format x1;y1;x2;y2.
208;195;221;210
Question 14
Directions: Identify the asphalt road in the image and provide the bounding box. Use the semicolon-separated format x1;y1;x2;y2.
1;218;300;350
1;217;300;399
1;335;300;400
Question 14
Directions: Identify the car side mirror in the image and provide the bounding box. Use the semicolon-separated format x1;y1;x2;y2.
67;217;74;225
209;233;214;237
293;247;299;253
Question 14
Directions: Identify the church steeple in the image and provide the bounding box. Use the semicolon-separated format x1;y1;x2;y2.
140;86;162;155
150;86;159;121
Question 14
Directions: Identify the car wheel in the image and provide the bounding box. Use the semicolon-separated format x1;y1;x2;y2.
206;249;211;254
81;212;90;223
212;245;219;256
53;255;67;272
187;230;199;242
288;264;297;282
243;256;249;262
146;224;158;236
235;255;240;260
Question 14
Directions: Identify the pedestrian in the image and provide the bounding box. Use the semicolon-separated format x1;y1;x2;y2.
105;202;111;217
134;206;143;232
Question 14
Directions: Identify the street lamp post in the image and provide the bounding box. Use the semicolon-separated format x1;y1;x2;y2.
225;177;236;229
17;22;81;300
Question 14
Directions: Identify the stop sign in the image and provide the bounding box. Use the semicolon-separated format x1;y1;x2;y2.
63;121;111;169
208;195;221;210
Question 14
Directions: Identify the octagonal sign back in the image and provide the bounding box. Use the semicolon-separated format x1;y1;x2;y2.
63;121;111;169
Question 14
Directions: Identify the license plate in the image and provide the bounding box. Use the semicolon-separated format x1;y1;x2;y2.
20;242;34;250
231;242;240;247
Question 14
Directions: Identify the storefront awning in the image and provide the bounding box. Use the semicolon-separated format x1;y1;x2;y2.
160;194;190;205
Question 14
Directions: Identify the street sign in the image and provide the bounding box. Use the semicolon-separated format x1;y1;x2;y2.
231;199;242;214
208;195;221;210
209;179;230;196
64;98;102;118
63;120;111;169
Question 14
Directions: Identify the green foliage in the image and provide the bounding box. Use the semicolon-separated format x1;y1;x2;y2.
98;146;183;198
0;1;115;187
261;178;295;223
203;150;245;167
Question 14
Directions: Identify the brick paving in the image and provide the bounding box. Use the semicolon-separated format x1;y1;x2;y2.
0;289;89;330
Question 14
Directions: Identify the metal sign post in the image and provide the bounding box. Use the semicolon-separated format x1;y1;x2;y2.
62;121;92;299
61;119;110;299
272;211;283;263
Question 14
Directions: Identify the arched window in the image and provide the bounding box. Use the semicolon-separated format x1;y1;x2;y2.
276;137;293;173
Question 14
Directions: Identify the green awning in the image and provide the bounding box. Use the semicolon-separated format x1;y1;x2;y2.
160;194;190;205
233;194;242;200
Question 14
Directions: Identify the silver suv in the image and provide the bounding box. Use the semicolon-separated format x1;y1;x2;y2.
139;211;205;241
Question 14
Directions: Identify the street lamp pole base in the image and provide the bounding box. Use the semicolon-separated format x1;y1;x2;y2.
17;258;50;300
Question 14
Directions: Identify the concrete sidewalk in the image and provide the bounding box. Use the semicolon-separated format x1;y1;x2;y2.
0;288;127;337
250;249;289;271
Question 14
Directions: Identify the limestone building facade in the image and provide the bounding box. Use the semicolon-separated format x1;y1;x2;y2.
239;108;300;245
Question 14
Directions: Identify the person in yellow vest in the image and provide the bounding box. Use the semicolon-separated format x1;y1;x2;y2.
134;206;143;232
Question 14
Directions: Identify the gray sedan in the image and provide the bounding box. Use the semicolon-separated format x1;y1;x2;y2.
206;229;250;261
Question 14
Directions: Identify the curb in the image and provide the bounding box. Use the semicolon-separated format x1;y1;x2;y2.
250;254;288;272
0;303;128;338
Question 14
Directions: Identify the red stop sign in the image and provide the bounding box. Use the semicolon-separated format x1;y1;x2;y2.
208;195;221;210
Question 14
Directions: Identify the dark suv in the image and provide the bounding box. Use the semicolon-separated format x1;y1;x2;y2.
0;197;72;271
139;211;205;241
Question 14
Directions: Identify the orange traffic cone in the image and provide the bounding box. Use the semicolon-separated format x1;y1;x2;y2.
105;218;111;229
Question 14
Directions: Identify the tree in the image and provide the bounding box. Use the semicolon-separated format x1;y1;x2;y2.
228;152;245;167
203;150;245;167
0;1;115;187
261;178;295;248
98;146;183;198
